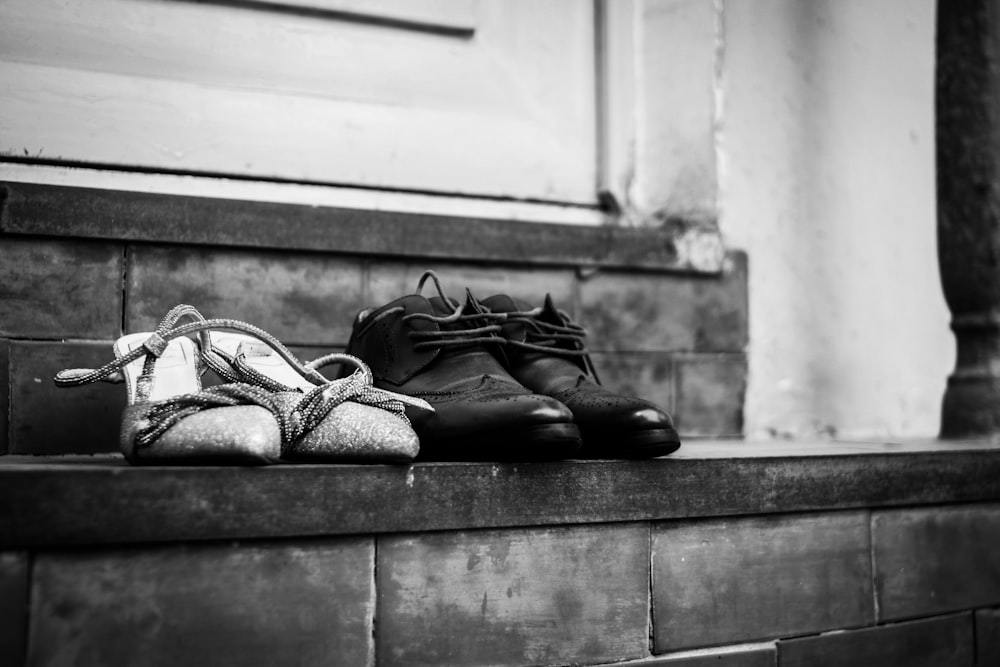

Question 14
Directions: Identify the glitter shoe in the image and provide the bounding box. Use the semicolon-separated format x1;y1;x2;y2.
341;271;581;461
207;331;432;463
55;305;430;464
54;305;282;464
479;294;681;458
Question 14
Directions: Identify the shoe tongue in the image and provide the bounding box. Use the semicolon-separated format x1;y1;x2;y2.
482;293;572;343
416;294;504;369
480;293;521;313
537;294;566;325
478;294;525;342
482;293;561;321
484;293;590;373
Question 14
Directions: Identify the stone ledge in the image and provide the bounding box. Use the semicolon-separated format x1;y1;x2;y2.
2;440;998;548
0;181;721;273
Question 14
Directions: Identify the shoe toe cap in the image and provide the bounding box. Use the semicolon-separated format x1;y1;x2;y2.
558;388;677;436
290;401;420;463
123;405;282;464
624;406;675;431
443;390;574;431
413;382;576;445
526;394;576;423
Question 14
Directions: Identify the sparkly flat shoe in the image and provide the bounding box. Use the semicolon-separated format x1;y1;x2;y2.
479;294;681;459
55;305;430;464
207;331;432;463
54;305;282;465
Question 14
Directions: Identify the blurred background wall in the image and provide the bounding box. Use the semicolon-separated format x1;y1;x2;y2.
719;0;952;439
0;0;955;443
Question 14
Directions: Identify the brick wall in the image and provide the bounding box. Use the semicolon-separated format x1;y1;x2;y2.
0;211;747;454
2;500;997;666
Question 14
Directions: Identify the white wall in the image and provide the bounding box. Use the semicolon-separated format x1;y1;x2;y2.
2;0;953;439
719;0;954;439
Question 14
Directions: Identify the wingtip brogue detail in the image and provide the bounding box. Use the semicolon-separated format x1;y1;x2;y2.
480;293;681;459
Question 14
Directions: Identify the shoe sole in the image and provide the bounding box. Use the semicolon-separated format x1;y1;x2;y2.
416;423;582;462
577;428;682;459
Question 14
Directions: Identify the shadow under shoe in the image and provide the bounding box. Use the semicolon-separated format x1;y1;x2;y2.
342;277;581;461
480;293;681;459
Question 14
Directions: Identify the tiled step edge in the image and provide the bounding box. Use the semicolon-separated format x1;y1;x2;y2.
2;441;999;547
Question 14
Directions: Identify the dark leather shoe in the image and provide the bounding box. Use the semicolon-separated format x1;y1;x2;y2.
342;272;581;461
480;293;681;458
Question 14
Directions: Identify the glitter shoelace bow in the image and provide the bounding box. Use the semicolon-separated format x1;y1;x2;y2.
133;367;408;456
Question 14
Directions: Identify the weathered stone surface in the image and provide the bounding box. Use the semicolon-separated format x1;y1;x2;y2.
0;552;28;667
0;237;123;339
596;645;775;667
579;252;747;353
674;353;746;437
1;181;714;271
377;523;649;666
126;245;364;346
777;613;973;667
873;503;1000;621
4;445;1000;548
0;340;9;454
9;341;122;454
590;351;673;414
976;608;1000;666
652;511;873;651
29;539;375;667
366;262;577;315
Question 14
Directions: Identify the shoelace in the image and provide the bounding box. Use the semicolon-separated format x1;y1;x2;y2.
55;305;327;396
55;304;211;394
481;303;602;384
491;306;588;357
56;305;411;455
361;272;603;381
368;270;505;352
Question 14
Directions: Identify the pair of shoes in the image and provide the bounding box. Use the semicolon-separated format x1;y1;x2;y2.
341;273;579;461
54;305;432;465
342;271;681;461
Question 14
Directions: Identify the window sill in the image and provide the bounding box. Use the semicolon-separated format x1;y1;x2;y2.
2;440;998;548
